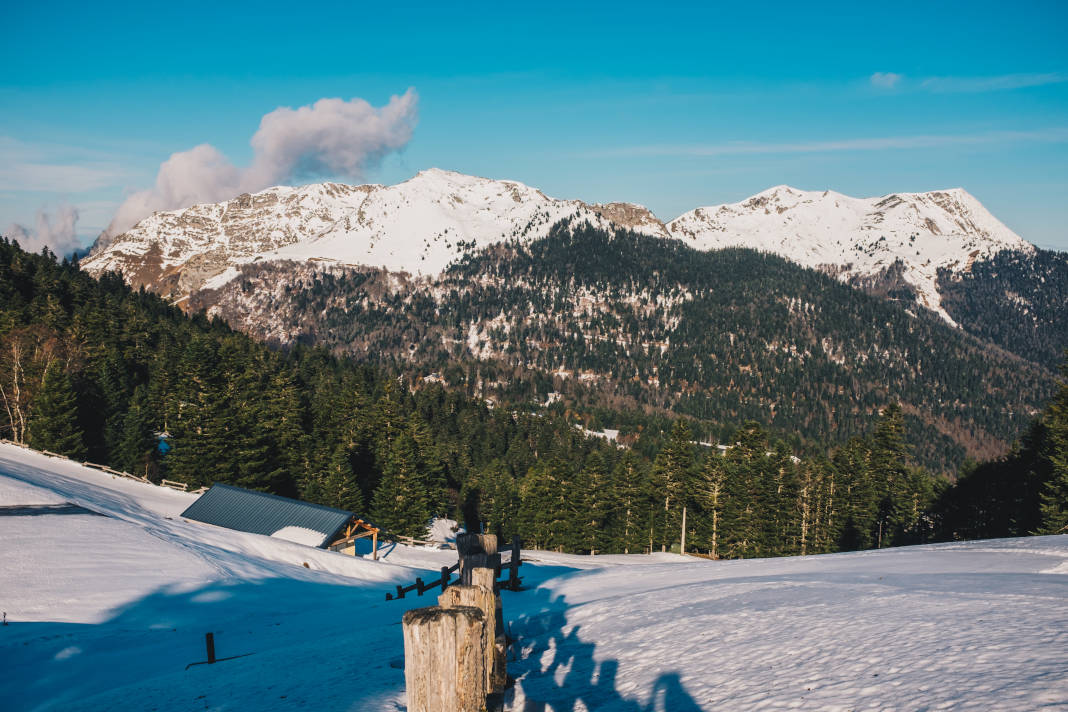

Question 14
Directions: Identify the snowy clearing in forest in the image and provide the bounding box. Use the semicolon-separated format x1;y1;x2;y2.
0;442;1065;711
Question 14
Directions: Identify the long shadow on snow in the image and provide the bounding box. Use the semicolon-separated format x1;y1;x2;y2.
0;575;423;711
506;586;705;712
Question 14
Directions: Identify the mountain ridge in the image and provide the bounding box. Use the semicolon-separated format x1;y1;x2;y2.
81;169;1034;324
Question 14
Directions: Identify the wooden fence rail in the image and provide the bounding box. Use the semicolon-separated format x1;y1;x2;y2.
386;536;522;601
0;439;204;492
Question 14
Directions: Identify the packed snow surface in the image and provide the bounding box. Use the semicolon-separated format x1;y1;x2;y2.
2;442;1065;710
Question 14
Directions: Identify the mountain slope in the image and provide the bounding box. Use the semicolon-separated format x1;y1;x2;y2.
82;171;1037;327
938;247;1068;370
668;185;1033;322
190;222;1056;472
80;168;667;300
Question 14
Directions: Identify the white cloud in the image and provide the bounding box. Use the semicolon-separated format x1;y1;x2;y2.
870;72;903;89
5;204;81;257
244;93;418;189
920;72;1067;93
103;89;418;240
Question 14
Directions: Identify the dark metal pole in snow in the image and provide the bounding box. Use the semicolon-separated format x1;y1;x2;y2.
206;632;216;664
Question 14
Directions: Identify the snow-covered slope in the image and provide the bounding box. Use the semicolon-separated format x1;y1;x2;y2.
3;441;1066;711
80;168;667;300
668;185;1034;321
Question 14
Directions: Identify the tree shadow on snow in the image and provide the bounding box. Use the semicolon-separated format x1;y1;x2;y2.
506;588;706;712
0;575;417;711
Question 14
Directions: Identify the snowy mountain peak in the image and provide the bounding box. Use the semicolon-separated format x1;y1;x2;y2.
668;185;1033;322
80;170;666;299
81;170;1033;323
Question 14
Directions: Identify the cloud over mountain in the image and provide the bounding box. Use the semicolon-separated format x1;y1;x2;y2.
5;204;81;257
103;90;418;242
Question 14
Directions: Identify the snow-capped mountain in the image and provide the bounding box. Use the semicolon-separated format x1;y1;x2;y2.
80;168;666;300
668;185;1033;322
83;170;1034;324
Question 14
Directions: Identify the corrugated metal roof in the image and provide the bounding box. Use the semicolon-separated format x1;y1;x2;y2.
180;483;354;548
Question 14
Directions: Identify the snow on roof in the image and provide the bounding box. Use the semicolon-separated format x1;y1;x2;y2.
180;483;354;548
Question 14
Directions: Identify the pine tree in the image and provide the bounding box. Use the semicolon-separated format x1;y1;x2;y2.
870;403;911;547
651;419;696;551
695;451;727;558
1036;363;1068;533
27;360;85;459
115;384;157;478
719;422;768;558
321;444;365;513
573;450;611;553
370;431;431;537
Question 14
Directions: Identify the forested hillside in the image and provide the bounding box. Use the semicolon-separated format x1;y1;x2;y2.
939;248;1068;371
3;238;1066;554
194;221;1056;473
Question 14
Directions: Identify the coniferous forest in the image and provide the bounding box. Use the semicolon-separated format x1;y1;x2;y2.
2;237;1066;555
193;222;1056;474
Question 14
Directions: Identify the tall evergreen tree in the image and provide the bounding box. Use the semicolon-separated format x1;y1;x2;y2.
371;431;431;536
115;384;157;478
27;360;85;459
321;444;365;513
1035;363;1068;534
651;419;696;551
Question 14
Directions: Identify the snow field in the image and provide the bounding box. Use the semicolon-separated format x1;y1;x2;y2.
2;442;1066;711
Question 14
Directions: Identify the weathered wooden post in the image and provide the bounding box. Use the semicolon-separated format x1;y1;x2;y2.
402;606;486;712
456;533;498;583
439;584;503;693
508;535;521;591
451;531;508;694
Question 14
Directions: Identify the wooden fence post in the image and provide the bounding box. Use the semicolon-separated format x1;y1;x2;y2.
508;536;521;590
456;533;497;583
438;584;503;694
402;606;486;712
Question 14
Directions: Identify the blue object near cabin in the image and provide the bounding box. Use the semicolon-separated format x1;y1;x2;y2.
180;483;354;548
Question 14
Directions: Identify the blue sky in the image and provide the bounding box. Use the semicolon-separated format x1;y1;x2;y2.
2;0;1067;251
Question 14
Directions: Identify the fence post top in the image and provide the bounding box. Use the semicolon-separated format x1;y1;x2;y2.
403;605;485;626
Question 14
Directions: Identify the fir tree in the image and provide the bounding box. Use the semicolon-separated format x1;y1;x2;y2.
1035;363;1068;534
321;444;365;513
115;384;157;478
650;419;696;551
371;431;431;536
27;360;85;459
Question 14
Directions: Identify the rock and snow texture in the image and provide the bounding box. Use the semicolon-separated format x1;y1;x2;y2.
83;171;1035;324
669;185;1033;322
3;441;1066;711
80;168;663;299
